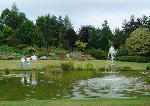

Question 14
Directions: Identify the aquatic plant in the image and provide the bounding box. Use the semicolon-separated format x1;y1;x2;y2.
146;65;150;70
61;62;74;71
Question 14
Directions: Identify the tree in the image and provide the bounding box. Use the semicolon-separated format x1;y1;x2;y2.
78;25;94;48
113;28;124;49
36;14;60;48
65;28;77;49
125;28;150;56
0;25;15;45
122;15;150;44
16;20;45;47
63;15;73;30
88;28;101;49
0;3;26;29
100;20;113;52
75;40;87;51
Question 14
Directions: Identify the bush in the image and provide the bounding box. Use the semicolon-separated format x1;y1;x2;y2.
23;46;37;56
37;47;51;57
61;62;74;71
88;49;107;60
118;56;150;63
146;65;150;70
12;53;24;60
116;46;128;57
0;45;15;55
85;63;94;71
122;65;132;71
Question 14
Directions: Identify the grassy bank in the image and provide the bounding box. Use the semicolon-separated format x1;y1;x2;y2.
1;98;150;106
0;60;149;71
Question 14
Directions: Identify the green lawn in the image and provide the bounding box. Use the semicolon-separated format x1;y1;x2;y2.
1;98;150;106
0;60;149;71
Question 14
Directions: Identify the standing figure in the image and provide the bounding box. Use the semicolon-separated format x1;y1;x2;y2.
30;53;37;69
26;56;31;69
108;46;116;60
21;56;25;69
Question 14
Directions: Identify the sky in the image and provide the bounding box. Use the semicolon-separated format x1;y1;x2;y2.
0;0;150;31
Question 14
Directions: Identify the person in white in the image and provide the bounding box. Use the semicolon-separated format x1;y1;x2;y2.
26;56;31;69
30;53;37;68
21;56;25;69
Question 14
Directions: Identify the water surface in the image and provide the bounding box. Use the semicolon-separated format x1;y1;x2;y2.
0;70;150;101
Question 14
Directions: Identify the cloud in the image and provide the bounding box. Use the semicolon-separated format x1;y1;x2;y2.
1;0;150;31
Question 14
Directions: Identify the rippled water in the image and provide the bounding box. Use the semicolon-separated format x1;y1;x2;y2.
72;75;150;99
0;71;150;101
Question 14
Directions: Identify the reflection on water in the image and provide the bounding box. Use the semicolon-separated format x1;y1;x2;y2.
21;72;37;86
0;71;150;101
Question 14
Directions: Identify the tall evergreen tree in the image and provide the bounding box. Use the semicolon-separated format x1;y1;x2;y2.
88;28;101;49
16;20;45;47
100;20;113;52
0;3;26;29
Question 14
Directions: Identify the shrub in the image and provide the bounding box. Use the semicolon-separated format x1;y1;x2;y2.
88;49;107;60
0;56;7;60
23;46;37;56
85;63;94;71
61;62;74;71
0;45;15;55
118;56;150;63
116;46;128;57
122;65;132;71
4;68;10;75
76;64;84;71
146;65;150;70
12;53;24;60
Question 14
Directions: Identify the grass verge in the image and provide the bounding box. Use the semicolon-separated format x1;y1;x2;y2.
1;98;150;106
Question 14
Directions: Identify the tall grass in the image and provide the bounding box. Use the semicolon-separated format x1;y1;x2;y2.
0;60;149;71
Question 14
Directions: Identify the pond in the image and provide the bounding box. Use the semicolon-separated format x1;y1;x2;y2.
0;70;150;101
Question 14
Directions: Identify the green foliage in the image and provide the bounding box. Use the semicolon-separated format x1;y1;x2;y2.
118;56;150;63
122;65;132;71
100;20;113;52
122;15;150;44
23;46;37;56
113;28;124;49
0;3;26;29
88;49;107;60
65;28;77;49
0;25;15;45
0;45;15;55
88;28;101;49
126;28;150;56
85;63;94;71
78;25;94;46
75;40;87;51
16;20;45;47
63;15;73;30
43;65;62;73
61;62;74;71
12;53;23;60
116;46;128;57
36;47;51;57
146;65;150;70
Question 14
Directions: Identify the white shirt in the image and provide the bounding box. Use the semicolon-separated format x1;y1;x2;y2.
31;55;37;60
26;57;30;62
21;58;25;62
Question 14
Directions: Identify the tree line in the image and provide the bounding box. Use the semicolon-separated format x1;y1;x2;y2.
0;3;150;57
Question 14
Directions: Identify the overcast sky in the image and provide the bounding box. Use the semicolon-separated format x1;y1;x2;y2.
0;0;150;31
